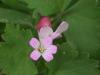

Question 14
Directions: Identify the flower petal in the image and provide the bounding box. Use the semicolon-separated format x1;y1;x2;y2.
41;37;53;48
55;21;69;34
50;32;61;39
30;50;41;61
29;38;40;48
38;26;53;39
42;51;53;62
50;21;68;39
47;45;57;54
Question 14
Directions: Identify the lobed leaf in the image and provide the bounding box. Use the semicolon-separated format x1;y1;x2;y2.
54;59;100;75
0;24;37;75
21;0;71;15
0;8;33;26
63;0;100;57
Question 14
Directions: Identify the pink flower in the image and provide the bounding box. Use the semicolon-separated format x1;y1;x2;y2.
38;21;69;40
29;37;57;62
29;20;68;62
36;16;51;30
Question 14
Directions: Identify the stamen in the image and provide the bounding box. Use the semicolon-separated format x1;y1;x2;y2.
38;47;45;53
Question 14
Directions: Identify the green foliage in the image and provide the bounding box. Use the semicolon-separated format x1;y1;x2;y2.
47;41;100;75
54;59;100;75
47;42;79;74
0;0;100;75
96;0;100;6
63;0;100;57
0;23;5;34
0;24;37;75
21;0;71;15
66;0;79;10
0;8;33;26
1;0;31;13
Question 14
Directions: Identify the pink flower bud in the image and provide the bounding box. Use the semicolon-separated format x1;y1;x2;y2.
36;16;51;30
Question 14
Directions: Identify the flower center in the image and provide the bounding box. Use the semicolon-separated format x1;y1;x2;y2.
38;47;45;53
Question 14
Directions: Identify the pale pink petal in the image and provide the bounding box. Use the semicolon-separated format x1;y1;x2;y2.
38;26;53;39
30;50;41;61
41;37;53;48
47;45;57;54
42;50;53;62
55;21;69;34
50;32;61;39
29;38;40;48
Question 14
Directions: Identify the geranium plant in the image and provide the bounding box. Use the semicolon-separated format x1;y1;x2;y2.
0;0;100;75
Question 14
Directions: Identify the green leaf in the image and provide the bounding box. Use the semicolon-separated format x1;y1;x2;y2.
0;8;33;26
47;40;99;75
0;22;5;34
48;42;79;75
0;22;5;41
21;0;71;15
96;0;100;7
92;48;100;59
63;0;100;56
0;24;37;75
47;41;99;75
66;0;80;10
1;0;32;13
54;59;100;75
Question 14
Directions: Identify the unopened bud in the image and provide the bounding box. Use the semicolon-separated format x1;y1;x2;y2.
36;16;51;30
